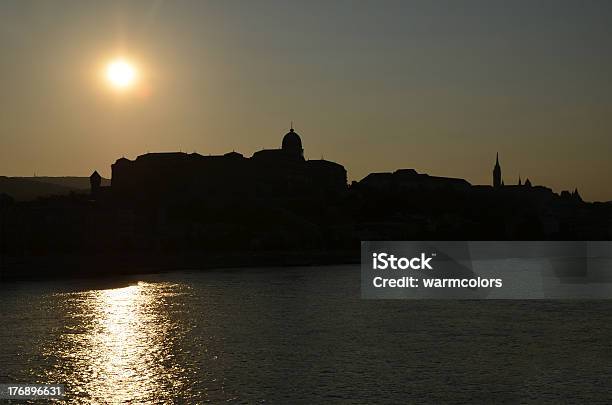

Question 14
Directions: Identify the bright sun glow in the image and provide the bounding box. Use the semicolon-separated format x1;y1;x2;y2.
106;59;137;89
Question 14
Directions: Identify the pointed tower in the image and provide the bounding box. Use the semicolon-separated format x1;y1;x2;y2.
493;153;502;188
518;175;522;186
90;170;102;196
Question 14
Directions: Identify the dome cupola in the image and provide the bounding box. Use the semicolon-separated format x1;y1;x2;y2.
281;126;303;158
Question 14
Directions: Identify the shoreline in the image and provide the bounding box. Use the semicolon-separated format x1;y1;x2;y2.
0;250;360;282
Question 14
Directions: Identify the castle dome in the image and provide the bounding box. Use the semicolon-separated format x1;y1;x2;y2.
281;128;303;157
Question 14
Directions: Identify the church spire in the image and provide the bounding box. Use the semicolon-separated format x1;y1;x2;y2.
493;152;502;188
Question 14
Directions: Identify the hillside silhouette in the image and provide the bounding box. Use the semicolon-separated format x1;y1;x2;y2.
20;176;111;190
0;176;110;201
1;128;610;280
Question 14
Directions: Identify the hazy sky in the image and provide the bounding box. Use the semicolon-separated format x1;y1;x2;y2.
1;0;611;201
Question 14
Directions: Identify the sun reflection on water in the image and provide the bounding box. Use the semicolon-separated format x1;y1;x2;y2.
46;281;191;403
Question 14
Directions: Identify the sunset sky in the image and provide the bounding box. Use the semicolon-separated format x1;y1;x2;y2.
1;0;611;201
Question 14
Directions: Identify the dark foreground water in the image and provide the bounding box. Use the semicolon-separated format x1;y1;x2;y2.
1;265;611;404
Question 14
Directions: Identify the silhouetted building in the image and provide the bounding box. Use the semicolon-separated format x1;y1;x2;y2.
358;168;471;192
90;170;101;195
107;127;347;203
493;153;502;188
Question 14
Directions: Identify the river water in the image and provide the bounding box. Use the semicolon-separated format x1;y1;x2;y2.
1;265;611;403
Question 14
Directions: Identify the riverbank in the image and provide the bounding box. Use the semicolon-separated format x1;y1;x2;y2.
0;250;360;282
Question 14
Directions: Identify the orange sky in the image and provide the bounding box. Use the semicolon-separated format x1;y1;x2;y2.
1;1;611;201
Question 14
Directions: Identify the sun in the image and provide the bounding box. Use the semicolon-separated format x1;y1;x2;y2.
105;59;137;89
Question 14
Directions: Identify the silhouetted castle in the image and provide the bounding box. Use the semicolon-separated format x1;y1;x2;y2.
104;127;347;203
1;129;610;281
91;141;592;214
